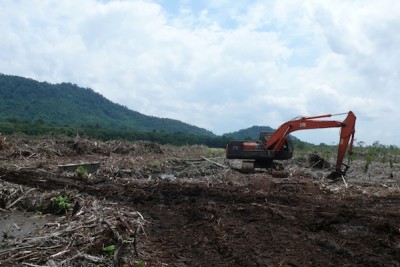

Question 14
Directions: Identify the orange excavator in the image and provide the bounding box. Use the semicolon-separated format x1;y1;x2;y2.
226;111;356;178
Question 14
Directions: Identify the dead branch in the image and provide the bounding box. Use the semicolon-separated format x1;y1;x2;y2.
16;166;38;171
0;207;9;212
5;251;38;263
59;252;104;266
341;175;348;188
49;249;69;259
133;227;139;258
113;238;128;267
37;245;63;251
6;188;35;209
101;218;121;239
113;142;122;152
201;156;227;168
46;260;58;267
22;263;48;267
0;245;36;256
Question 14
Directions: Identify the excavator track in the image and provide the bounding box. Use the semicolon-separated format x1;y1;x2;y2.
240;160;255;173
234;160;289;178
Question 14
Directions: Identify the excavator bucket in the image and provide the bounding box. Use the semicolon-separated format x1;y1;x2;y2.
327;171;343;180
327;163;350;180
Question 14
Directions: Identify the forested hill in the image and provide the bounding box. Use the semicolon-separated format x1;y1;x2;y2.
225;125;301;144
0;74;214;136
224;126;275;139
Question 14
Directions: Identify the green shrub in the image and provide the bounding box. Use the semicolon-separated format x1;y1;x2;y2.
51;195;72;211
76;165;89;177
103;244;116;255
135;260;145;267
364;155;373;173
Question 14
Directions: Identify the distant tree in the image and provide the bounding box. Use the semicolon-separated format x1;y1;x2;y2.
372;141;385;149
357;141;365;148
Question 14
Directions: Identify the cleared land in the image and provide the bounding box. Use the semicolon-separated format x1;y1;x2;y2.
0;136;399;266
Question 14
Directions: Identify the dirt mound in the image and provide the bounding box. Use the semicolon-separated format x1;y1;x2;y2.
0;136;399;266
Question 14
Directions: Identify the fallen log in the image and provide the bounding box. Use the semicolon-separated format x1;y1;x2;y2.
201;157;227;168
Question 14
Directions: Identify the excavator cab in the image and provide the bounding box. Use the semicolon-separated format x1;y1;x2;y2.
226;132;294;170
259;131;294;160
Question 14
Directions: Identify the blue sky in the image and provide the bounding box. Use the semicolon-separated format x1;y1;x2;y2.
1;0;400;145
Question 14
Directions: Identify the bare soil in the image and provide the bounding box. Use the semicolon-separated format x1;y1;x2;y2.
0;136;399;266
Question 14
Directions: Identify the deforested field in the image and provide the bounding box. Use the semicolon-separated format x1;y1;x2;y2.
0;136;399;266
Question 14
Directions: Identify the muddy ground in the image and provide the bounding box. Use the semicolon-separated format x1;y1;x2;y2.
0;136;399;266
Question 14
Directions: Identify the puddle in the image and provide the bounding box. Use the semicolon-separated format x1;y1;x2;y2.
160;174;176;181
0;211;54;242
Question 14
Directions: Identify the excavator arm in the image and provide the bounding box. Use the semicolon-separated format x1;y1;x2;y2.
264;111;356;176
333;111;356;176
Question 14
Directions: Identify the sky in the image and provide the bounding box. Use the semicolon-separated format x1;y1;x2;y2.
1;0;399;146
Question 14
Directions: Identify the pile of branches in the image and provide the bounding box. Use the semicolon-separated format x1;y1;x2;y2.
0;180;147;267
0;135;163;159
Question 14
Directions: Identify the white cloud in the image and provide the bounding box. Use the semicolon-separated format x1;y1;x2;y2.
0;0;399;145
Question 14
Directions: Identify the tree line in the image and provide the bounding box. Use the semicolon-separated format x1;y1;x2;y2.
0;119;228;147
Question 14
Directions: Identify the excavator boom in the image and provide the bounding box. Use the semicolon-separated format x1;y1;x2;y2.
226;111;357;177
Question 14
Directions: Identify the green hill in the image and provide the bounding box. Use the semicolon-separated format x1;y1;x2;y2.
224;125;275;140
224;125;303;147
0;74;214;136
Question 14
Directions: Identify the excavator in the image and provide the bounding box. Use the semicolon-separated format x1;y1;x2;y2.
226;111;356;179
